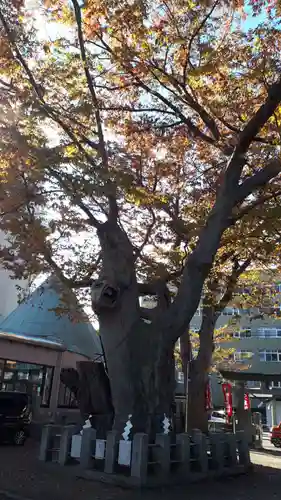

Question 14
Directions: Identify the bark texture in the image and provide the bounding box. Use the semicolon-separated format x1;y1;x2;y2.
188;362;209;432
180;301;216;432
60;362;114;436
93;222;175;436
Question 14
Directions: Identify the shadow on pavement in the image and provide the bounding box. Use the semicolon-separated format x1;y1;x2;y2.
252;446;281;458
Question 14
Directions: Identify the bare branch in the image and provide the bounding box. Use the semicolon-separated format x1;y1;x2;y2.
235;159;281;204
235;77;281;156
0;8;102;172
49;168;102;229
161;77;281;341
95;33;217;146
186;0;220;71
71;0;118;223
215;258;252;315
148;60;220;139
69;254;102;288
233;188;281;222
134;208;156;260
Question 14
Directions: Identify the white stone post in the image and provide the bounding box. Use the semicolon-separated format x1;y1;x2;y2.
176;433;190;477
104;431;119;474
80;427;96;469
224;433;238;467
39;424;52;462
130;433;149;486
155;433;171;478
236;430;251;467
191;430;208;474
209;432;224;473
58;425;76;465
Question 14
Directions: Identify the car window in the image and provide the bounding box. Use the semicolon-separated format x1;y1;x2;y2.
211;412;225;419
0;393;28;412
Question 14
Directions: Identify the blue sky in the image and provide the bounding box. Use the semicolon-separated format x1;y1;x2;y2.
241;6;267;31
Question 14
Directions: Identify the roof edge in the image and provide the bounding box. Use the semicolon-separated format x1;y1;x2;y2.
0;331;65;351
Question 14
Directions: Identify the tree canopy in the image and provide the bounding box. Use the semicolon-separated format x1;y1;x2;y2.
0;0;281;294
1;0;281;432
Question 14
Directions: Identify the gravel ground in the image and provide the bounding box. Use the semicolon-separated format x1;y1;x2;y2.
0;441;280;500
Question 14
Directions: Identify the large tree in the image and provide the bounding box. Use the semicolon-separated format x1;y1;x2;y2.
1;0;281;434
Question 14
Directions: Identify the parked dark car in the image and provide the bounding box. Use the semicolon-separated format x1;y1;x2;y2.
0;391;32;445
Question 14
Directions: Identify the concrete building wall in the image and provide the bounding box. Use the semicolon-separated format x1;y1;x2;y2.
0;338;58;366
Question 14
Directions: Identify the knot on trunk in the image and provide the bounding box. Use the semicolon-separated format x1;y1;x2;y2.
91;279;120;311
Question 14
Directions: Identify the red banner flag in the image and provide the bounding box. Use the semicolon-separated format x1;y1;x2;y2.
222;382;233;422
244;393;250;410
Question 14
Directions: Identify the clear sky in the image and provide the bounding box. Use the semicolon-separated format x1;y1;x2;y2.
241;5;267;31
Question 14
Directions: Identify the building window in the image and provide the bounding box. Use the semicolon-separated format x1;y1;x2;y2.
234;350;253;362
58;379;78;408
233;329;251;338
246;381;261;389
259;350;281;362
257;328;281;338
270;381;281;389
0;359;54;407
41;367;54;407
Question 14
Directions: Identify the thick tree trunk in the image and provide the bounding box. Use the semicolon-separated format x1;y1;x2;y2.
103;322;176;436
93;221;175;437
234;382;253;443
188;360;209;433
60;363;114;436
76;361;114;435
180;305;216;433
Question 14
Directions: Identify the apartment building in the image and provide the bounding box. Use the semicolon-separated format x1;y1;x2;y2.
190;293;281;426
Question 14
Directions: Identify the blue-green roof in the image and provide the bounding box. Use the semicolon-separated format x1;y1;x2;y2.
0;275;102;359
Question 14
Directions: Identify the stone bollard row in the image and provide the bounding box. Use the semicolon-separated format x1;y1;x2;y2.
39;424;251;484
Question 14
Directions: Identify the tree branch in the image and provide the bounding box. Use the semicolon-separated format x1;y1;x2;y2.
0;8;100;164
235;77;281;156
235;159;281;204
49;168;102;229
147;60;220;140
186;0;220;71
161;77;281;342
134;208;156;260
95;33;217;146
215;258;251;316
233;188;281;222
69;254;102;288
71;0;118;223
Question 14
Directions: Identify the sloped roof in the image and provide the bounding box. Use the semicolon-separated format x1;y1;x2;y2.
0;275;102;359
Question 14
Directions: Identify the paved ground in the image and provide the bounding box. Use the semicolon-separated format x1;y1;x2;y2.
0;441;281;500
